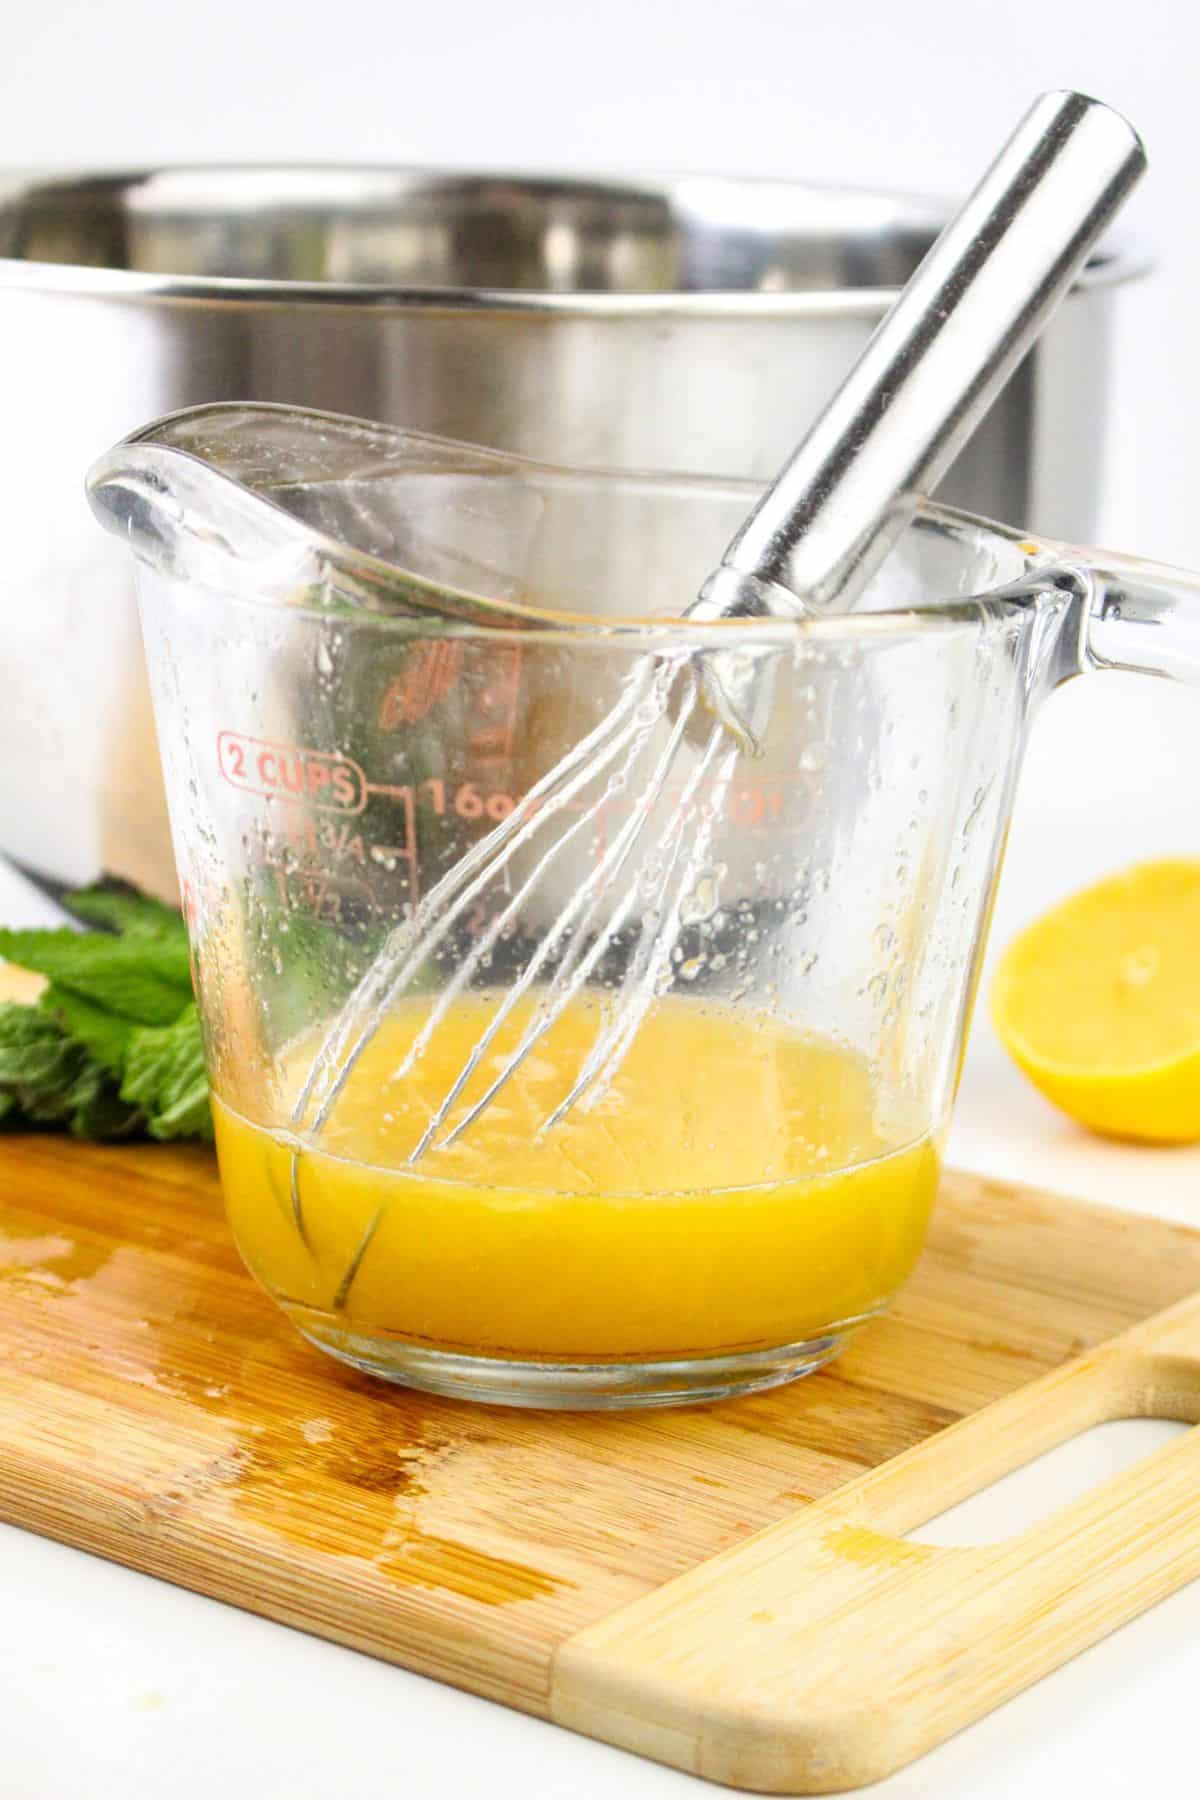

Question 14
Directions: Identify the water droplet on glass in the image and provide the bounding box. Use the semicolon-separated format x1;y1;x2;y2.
681;869;721;924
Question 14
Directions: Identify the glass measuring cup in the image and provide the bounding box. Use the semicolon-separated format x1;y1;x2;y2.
87;403;1200;1409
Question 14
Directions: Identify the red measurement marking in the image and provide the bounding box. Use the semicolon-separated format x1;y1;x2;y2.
377;641;465;729
245;810;369;866
351;782;422;904
218;731;366;815
587;774;796;861
268;867;375;925
361;782;417;845
375;641;525;761
468;642;524;766
728;784;788;828
242;808;419;920
368;777;515;827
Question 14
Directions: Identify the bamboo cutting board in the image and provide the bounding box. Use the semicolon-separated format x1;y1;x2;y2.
2;1137;1200;1792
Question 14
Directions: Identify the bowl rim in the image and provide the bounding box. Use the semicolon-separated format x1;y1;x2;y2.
0;163;1153;310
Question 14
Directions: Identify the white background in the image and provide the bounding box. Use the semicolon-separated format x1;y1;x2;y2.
5;1;1200;1794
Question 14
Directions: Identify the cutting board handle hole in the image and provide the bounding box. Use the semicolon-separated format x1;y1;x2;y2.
908;1417;1191;1548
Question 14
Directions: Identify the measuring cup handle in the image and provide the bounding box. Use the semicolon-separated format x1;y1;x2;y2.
1055;540;1200;685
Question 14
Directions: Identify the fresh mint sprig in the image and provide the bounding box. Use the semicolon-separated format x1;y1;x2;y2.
0;885;212;1143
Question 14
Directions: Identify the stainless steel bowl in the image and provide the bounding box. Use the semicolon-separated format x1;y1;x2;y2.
0;166;1145;898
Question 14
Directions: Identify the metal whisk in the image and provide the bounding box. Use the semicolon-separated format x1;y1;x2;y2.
291;90;1144;1166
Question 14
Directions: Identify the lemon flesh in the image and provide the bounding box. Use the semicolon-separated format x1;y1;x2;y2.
992;858;1200;1143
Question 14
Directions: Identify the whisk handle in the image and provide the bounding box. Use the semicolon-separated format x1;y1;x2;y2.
708;90;1145;616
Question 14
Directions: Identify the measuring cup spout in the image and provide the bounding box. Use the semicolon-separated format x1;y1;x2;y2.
86;413;325;608
86;402;596;631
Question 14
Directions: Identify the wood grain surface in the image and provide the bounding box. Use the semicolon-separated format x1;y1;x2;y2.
0;1136;1198;1787
554;1286;1200;1791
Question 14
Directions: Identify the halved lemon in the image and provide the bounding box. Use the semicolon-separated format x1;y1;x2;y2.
991;859;1200;1143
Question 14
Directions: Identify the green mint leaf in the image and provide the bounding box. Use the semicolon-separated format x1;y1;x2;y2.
0;930;193;1027
39;984;137;1075
0;1003;82;1103
0;1002;141;1139
66;884;188;943
0;888;213;1143
63;1061;143;1140
121;1005;213;1142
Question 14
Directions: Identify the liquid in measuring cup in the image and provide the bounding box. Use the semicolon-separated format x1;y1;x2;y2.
212;994;940;1377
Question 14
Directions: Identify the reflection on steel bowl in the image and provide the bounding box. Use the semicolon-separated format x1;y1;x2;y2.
0;165;1146;898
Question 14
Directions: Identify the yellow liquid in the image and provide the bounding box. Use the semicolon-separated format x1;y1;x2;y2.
213;995;940;1362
